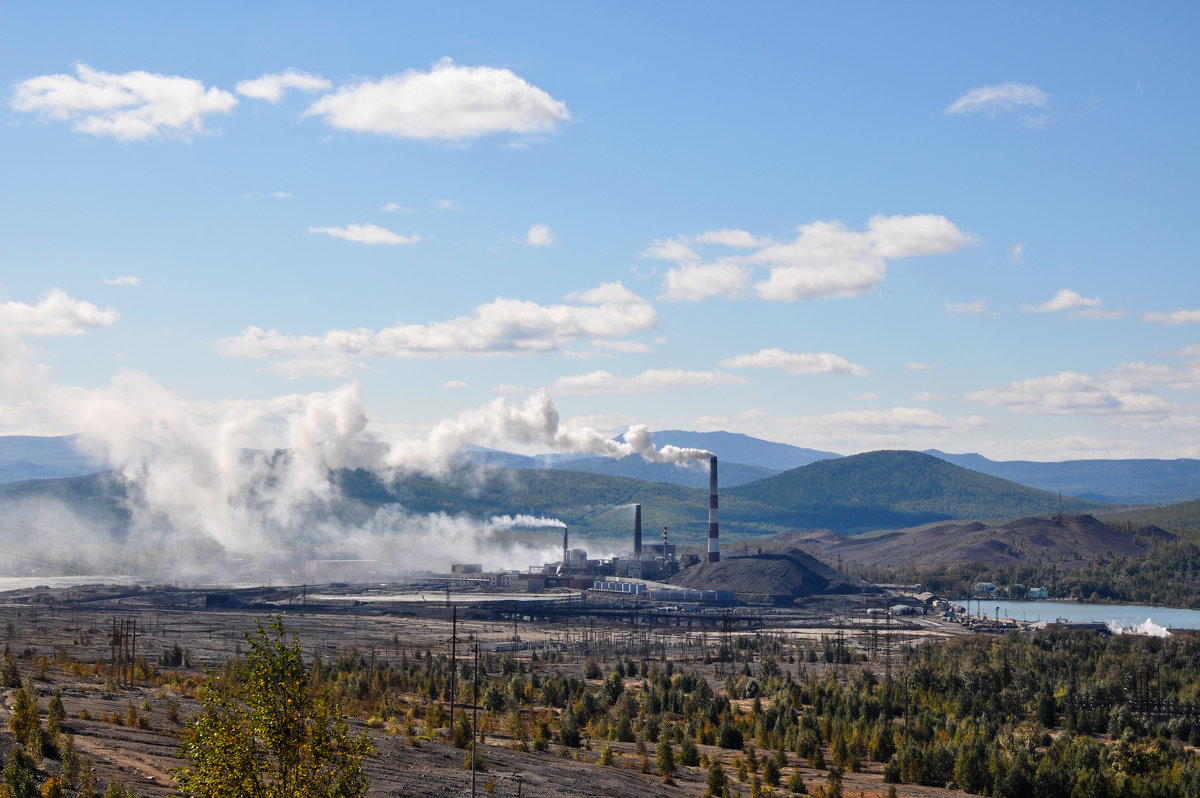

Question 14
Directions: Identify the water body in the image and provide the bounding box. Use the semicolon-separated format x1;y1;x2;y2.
956;598;1200;630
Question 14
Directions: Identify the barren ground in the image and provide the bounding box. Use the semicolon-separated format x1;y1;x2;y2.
0;584;965;797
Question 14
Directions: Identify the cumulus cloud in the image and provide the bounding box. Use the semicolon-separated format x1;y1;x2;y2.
526;223;555;247
945;82;1050;116
303;58;570;141
271;191;292;199
1028;288;1099;313
11;63;237;141
661;263;751;301
646;215;972;302
548;368;746;395
720;348;868;376
441;380;469;390
0;288;119;336
432;199;461;211
964;371;1171;415
381;202;413;214
694;229;770;248
102;276;141;287
215;281;658;376
907;362;933;371
308;223;420;245
1143;308;1200;325
1027;289;1123;319
236;70;331;103
946;299;987;315
910;391;945;402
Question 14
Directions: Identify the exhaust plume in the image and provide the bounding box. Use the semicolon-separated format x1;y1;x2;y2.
1;345;703;578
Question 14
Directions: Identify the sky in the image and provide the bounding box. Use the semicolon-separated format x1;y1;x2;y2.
3;2;1200;463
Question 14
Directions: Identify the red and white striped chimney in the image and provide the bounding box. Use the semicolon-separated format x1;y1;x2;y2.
708;455;720;563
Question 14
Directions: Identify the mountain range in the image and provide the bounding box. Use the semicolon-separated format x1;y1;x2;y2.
5;433;1200;506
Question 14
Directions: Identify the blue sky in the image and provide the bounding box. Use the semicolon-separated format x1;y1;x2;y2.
3;2;1200;462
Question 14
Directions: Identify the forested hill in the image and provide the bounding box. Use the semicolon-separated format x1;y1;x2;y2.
0;450;1109;547
726;450;1105;534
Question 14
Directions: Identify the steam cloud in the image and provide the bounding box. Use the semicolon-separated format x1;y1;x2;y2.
1;342;709;581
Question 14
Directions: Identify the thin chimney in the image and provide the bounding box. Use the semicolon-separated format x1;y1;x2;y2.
634;504;642;558
708;455;720;563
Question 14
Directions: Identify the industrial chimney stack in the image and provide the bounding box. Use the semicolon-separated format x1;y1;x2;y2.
708;455;720;563
562;526;569;568
633;504;642;558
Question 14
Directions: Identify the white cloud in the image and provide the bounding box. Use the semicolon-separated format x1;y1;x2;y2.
1010;243;1024;266
549;368;746;395
215;281;658;376
591;339;653;354
641;237;700;265
271;191;292;199
308;223;420;245
1027;288;1123;319
0;288;118;336
526;223;555;247
1028;288;1100;313
432;199;461;211
442;380;469;390
103;275;141;287
907;362;933;371
694;229;770;248
381;202;413;214
655;219;967;307
945;82;1050;116
850;392;878;401
720;348;868;376
1143;308;1200;325
303;58;570;141
910;391;945;402
11;63;237;141
964;371;1172;416
946;299;988;316
236;70;331;103
1103;360;1200;393
661;263;751;301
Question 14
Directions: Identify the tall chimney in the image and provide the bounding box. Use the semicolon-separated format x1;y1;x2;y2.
633;504;642;558
562;526;569;567
708;455;720;563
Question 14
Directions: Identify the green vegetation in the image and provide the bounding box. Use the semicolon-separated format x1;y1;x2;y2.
175;616;373;798
862;521;1200;607
731;451;1105;533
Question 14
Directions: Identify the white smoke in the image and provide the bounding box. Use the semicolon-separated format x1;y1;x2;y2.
1;344;703;577
1108;618;1171;637
385;390;711;471
487;514;566;530
329;507;564;573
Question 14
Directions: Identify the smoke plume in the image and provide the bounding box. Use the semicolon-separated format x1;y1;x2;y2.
1;347;704;579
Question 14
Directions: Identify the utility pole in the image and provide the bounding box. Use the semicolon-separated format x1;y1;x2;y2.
449;607;458;736
471;642;479;798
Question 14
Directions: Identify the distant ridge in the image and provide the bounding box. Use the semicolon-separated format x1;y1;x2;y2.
726;450;1105;534
0;435;106;484
630;430;841;471
925;449;1200;504
455;431;839;489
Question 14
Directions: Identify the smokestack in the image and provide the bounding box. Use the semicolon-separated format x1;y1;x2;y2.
634;504;642;558
562;526;569;567
708;455;719;563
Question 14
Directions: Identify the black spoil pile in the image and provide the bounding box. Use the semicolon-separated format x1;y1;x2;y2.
669;548;873;603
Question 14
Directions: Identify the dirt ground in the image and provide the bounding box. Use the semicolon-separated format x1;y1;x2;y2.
0;584;965;797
